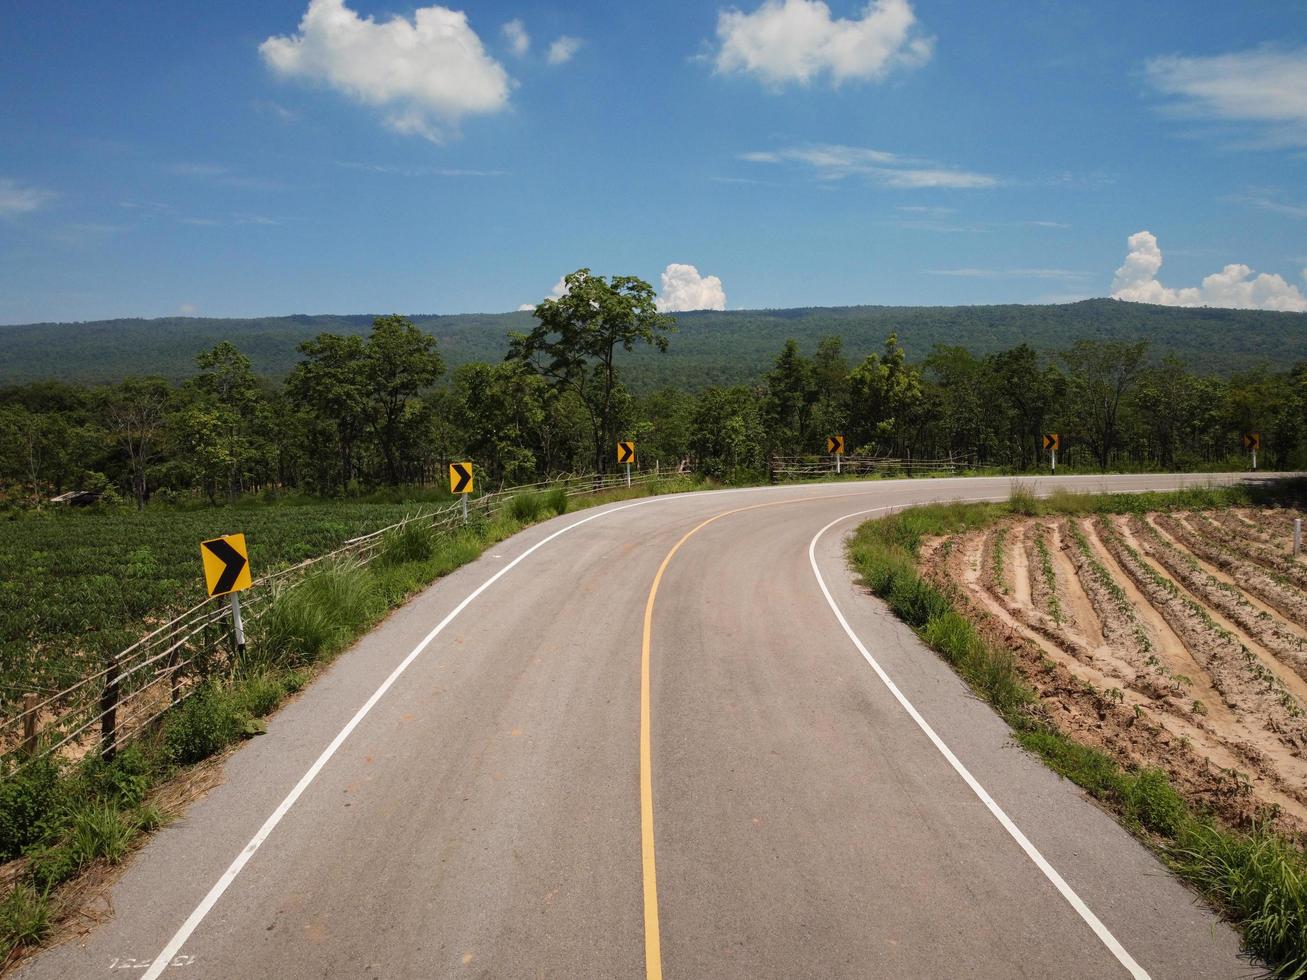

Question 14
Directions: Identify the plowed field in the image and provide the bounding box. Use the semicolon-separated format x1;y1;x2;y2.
922;507;1307;829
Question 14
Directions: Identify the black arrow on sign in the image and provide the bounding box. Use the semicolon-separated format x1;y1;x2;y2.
618;442;635;464
451;462;473;493
203;538;247;596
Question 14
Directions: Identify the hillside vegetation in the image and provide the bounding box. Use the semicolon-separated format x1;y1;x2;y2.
2;299;1303;389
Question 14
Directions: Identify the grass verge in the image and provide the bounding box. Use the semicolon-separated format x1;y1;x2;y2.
0;474;710;967
846;480;1307;977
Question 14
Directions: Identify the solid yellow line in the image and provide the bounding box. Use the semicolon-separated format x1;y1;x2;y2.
640;491;859;980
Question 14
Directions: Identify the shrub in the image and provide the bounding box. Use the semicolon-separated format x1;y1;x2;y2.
0;758;65;860
84;744;151;808
258;562;379;664
0;884;50;956
162;683;248;766
507;491;546;523
543;487;569;516
232;671;288;719
376;522;435;568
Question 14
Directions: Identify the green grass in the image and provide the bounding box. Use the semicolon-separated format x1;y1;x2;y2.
846;482;1307;977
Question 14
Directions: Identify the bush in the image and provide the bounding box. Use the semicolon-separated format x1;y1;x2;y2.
376;522;435;567
258;562;379;665
543;487;569;516
886;573;951;628
507;491;546;523
0;884;50;956
162;683;248;766
83;744;151;808
232;671;288;718
1122;768;1189;838
0;758;65;860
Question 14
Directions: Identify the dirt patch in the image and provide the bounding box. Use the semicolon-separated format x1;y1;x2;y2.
921;508;1307;832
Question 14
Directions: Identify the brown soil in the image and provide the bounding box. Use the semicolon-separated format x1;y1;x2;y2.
922;508;1307;833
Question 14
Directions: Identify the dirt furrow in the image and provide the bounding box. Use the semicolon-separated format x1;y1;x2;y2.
1127;516;1307;681
1156;513;1307;631
1093;516;1307;756
1190;511;1307;592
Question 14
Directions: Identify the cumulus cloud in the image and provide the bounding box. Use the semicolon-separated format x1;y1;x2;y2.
657;264;727;312
742;143;997;189
518;276;570;311
178;303;198;315
502;19;529;57
0;177;56;217
1146;46;1307;147
1110;230;1307;312
547;36;582;65
260;0;511;143
713;0;932;88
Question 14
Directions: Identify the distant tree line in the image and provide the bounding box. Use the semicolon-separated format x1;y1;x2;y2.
1;271;1304;508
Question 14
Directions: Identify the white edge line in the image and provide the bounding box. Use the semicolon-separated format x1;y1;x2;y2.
140;479;862;978
807;500;1150;980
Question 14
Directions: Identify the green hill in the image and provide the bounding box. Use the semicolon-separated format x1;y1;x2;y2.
1;299;1301;391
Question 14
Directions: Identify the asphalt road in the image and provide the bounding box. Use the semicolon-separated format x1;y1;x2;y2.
19;474;1280;980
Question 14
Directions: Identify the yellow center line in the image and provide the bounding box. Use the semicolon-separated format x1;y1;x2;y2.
640;491;864;980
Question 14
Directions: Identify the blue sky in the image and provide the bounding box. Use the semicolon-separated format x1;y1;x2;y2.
2;0;1306;323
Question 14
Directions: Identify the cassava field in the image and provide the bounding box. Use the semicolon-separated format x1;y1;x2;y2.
925;504;1307;829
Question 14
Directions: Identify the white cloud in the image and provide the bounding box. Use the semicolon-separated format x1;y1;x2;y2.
260;0;511;143
1111;230;1307;312
1145;46;1307;147
502;19;530;57
0;178;56;217
713;0;932;88
179;303;198;315
547;35;582;66
657;264;726;312
742;143;997;189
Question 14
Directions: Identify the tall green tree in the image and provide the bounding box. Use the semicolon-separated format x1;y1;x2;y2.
763;339;816;456
509;269;674;473
847;334;923;454
1062;340;1148;470
101;376;172;508
363;316;444;486
286;333;369;492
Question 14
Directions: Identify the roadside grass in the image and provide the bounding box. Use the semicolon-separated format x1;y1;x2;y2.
0;474;709;965
846;480;1307;977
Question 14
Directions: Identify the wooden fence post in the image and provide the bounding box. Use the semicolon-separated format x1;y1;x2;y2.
21;694;38;756
101;656;120;761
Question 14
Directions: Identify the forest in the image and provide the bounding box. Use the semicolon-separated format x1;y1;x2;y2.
1;270;1305;510
2;297;1306;390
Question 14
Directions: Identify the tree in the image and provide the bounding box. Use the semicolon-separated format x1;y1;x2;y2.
1062;340;1148;470
989;344;1061;470
101;377;172;508
286;334;369;492
762;339;816;455
363;316;444;486
847;334;923;454
509;269;674;473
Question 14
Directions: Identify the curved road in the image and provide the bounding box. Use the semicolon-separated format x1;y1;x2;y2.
20;475;1272;979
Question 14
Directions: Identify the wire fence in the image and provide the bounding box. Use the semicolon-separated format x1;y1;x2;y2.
770;452;972;480
0;466;686;773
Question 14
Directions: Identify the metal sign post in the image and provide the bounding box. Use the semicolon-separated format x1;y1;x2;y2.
461;493;469;524
1043;433;1060;473
617;441;636;485
1294;518;1302;558
230;592;246;653
827;436;845;474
